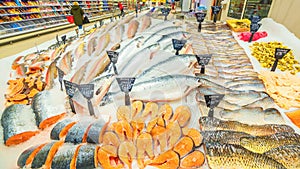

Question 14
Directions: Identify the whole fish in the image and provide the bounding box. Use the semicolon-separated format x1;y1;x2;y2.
102;75;201;104
219;108;285;125
228;83;266;92
136;54;196;82
245;96;276;110
156;31;191;44
201;130;251;145
117;43;160;73
141;26;183;45
205;143;287;169
240;132;300;154
225;79;264;88
117;44;159;76
264;144;300;169
118;35;144;59
199;116;294;136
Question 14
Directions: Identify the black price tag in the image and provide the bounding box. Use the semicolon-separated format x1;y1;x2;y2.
271;48;291;71
196;54;212;74
61;35;67;44
107;50;119;74
275;48;290;59
63;80;78;114
172;39;187;55
78;84;95;116
211;6;221;23
195;12;206;22
64;80;78;98
117;77;136;106
161;8;170;20
78;84;94;100
94;23;97;28
250;15;260;23
107;51;119;64
204;94;224;117
57;66;65;91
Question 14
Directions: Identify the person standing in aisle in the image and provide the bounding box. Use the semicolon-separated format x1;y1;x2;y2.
135;1;139;17
118;1;125;18
70;2;84;35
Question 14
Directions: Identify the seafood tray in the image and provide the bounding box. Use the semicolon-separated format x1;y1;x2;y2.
226;19;251;32
1;8;299;169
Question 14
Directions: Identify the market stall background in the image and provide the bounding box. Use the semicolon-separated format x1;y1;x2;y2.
1;6;300;169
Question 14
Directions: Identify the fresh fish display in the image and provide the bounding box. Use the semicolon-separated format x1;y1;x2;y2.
205;143;286;169
264;144;300;169
2;11;297;169
240;132;300;154
199;116;294;136
1;104;39;146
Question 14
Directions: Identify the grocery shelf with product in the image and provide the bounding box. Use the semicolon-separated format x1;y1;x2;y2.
1;1;300;169
0;0;131;39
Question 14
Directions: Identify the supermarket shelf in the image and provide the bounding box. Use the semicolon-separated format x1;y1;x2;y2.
0;10;133;45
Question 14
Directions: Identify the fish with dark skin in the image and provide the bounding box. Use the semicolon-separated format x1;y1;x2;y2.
199;116;294;136
1;104;39;146
205;143;287;169
76;144;99;169
240;132;300;154
51;143;77;169
31;90;67;129
201;130;251;145
65;121;93;144
264;144;300;169
50;119;77;140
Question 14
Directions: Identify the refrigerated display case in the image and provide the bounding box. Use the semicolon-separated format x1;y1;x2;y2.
243;0;272;19
227;0;272;19
227;0;246;19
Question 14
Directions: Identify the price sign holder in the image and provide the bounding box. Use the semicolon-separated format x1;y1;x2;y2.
56;34;60;47
116;77;135;106
204;94;224;117
271;48;291;71
56;66;65;91
195;12;207;32
172;39;187;55
195;54;212;74
107;50;119;75
248;23;261;42
64;80;78;114
78;84;95;116
161;8;170;21
61;35;67;45
211;6;221;23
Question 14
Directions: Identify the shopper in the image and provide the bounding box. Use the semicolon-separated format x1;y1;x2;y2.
135;1;139;17
118;1;125;18
70;2;84;35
